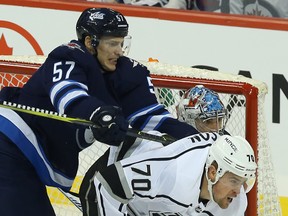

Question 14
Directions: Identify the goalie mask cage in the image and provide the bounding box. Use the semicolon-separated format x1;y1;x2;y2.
0;55;281;216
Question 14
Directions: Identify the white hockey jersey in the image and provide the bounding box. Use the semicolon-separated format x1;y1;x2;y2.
94;132;247;216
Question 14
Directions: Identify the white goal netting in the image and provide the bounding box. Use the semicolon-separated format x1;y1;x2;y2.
0;55;282;216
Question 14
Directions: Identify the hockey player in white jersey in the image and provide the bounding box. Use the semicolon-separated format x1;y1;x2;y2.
79;85;229;215
94;133;257;215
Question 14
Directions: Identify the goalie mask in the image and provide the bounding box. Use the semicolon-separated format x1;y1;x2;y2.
177;85;227;134
205;135;257;202
76;8;131;55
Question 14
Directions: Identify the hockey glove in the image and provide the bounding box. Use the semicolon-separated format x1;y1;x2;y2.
90;106;129;146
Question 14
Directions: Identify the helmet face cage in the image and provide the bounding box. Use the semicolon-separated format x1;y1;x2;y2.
76;8;130;54
194;116;225;134
206;135;257;194
177;85;227;133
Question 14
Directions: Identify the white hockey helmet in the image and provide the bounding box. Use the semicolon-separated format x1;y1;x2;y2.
206;135;257;197
177;85;227;132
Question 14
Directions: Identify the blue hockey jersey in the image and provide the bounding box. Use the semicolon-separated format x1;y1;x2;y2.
0;40;197;190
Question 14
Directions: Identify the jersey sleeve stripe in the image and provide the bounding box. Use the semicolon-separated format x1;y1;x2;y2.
0;108;74;189
56;90;88;114
134;192;192;208
141;114;171;131
50;80;88;106
96;170;131;203
127;103;165;122
122;144;212;168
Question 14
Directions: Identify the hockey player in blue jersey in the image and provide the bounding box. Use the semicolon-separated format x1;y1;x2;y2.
79;85;229;215
0;7;198;216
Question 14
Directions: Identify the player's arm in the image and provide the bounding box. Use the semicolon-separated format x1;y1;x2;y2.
44;46;128;146
94;144;167;216
94;162;133;216
120;58;197;139
43;57;104;119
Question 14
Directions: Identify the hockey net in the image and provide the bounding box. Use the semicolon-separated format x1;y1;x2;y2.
0;55;281;216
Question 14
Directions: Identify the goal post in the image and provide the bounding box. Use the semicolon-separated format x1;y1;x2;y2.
0;55;281;216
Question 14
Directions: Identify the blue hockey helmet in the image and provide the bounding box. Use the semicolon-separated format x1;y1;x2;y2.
177;85;227;132
76;8;129;47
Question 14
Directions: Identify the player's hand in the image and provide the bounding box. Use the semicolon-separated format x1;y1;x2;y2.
90;106;129;146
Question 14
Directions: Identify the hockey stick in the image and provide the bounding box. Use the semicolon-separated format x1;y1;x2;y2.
0;101;176;211
0;101;175;211
0;101;175;145
57;188;83;212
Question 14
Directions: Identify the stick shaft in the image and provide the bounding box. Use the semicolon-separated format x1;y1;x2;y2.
0;101;175;145
57;188;83;212
0;101;175;210
126;128;175;145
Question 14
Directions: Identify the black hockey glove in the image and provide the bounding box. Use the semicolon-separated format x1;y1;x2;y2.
90;106;129;146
